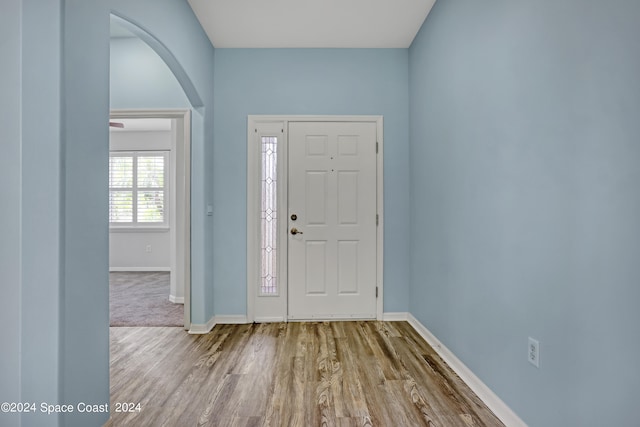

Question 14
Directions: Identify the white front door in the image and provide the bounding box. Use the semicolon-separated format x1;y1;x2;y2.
287;122;378;319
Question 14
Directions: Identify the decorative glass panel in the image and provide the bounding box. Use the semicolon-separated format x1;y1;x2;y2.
260;136;278;295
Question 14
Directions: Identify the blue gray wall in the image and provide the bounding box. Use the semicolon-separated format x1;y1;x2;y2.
22;1;64;425
5;0;639;425
409;0;640;425
0;1;24;426
0;1;215;426
110;37;190;108
61;3;112;425
213;48;410;315
110;0;216;325
2;2;111;426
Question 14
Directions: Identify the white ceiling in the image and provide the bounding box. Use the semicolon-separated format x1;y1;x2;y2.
187;0;436;48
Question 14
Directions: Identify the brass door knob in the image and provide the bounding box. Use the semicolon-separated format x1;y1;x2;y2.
290;227;303;235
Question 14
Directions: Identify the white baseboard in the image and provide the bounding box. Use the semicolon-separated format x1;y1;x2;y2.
169;295;184;304
254;316;285;323
382;312;409;321
406;313;526;427
109;267;171;272
215;315;248;324
188;315;249;334
188;316;216;334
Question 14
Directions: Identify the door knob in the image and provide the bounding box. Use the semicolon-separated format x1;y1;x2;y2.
290;227;303;235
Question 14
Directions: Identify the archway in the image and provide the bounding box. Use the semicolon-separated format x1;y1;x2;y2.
108;12;202;330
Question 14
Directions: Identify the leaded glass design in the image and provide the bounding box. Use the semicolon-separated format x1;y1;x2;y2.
260;136;278;295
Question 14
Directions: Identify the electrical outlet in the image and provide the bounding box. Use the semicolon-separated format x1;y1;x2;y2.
145;245;152;253
528;337;539;368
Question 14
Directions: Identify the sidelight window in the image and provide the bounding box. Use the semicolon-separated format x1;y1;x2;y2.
260;136;278;295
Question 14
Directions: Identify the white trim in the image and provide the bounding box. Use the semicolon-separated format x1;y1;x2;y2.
188;315;216;334
247;115;384;322
248;122;288;321
110;109;191;331
169;295;184;304
406;313;527;427
108;226;170;233
109;267;171;272
375;118;384;321
250;115;384;122
254;316;286;323
288;315;375;322
108;150;170;227
247;123;257;322
382;312;409;321
214;315;249;324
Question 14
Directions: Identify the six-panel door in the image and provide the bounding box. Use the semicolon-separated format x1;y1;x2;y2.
288;122;377;319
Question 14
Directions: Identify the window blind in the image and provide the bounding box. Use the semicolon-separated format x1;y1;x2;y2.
109;151;168;226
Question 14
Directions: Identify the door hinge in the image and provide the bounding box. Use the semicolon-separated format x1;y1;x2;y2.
376;214;379;226
376;287;379;298
376;142;379;153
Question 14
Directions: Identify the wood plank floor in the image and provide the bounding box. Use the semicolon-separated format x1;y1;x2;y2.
104;322;504;427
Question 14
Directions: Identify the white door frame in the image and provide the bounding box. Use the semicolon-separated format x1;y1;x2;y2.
247;115;384;322
110;109;192;330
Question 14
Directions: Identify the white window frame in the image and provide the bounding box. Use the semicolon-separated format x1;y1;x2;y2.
109;150;170;231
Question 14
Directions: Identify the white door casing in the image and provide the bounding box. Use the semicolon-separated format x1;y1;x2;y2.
247;116;383;322
287;122;378;319
110;109;191;330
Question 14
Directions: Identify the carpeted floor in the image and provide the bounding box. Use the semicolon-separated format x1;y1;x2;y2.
109;271;183;327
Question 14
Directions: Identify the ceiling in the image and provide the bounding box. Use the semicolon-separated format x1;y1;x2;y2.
187;0;436;48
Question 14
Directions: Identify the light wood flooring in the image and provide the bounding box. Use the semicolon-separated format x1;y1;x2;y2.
105;321;504;427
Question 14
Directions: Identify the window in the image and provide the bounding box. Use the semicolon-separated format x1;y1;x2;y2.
109;151;168;227
260;136;278;295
